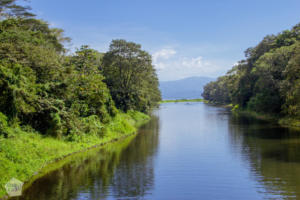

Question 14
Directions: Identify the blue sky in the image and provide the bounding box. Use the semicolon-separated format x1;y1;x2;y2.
29;0;300;81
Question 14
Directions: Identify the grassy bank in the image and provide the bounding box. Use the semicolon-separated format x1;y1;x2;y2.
160;99;207;103
203;100;276;122
232;109;279;122
279;117;300;128
205;101;300;127
231;107;300;128
0;111;149;199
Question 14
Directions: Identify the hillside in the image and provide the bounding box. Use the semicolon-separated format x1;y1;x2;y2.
159;76;215;100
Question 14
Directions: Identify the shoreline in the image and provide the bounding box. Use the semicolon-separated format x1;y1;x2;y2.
162;99;300;128
207;101;300;129
0;111;150;200
159;98;208;104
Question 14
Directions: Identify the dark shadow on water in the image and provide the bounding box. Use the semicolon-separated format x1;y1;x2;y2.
13;115;160;200
11;103;300;199
228;112;300;198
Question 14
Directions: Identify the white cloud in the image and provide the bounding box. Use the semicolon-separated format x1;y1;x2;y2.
152;48;176;65
181;56;209;68
152;48;231;81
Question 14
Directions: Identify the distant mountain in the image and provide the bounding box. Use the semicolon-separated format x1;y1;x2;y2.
159;76;215;100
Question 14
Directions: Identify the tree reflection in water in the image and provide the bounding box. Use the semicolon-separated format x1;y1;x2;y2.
14;115;160;200
228;114;300;199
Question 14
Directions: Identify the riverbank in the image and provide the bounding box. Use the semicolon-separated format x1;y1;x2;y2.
203;100;300;128
160;99;208;103
228;106;300;128
232;109;278;122
0;111;150;199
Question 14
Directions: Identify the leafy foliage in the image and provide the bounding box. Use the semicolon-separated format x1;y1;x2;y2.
203;23;300;118
0;5;159;138
0;110;149;197
102;39;161;112
0;1;158;197
0;0;35;18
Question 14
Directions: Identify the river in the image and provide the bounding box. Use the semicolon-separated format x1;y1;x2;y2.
14;102;300;199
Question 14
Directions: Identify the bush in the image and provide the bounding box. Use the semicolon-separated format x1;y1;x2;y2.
0;112;14;137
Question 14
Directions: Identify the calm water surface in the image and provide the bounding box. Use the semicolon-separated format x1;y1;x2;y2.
15;103;300;199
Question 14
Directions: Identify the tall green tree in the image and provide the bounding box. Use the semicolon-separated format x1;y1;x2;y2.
0;0;160;139
66;45;117;122
0;0;35;18
203;22;300;117
102;39;161;112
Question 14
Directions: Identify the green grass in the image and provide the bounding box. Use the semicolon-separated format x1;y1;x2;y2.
159;98;207;103
232;109;278;122
0;111;150;199
231;108;300;128
279;117;300;128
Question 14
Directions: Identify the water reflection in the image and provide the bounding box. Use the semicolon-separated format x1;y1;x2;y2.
15;115;160;200
108;115;159;199
228;114;300;199
12;103;300;200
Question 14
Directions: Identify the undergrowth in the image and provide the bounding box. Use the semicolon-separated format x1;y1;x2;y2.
0;111;149;198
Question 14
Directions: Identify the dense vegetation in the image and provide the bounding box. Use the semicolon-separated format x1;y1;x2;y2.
0;0;160;139
0;0;160;197
102;40;161;112
202;23;300;124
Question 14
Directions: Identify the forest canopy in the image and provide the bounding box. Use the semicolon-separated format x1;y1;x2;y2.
0;0;161;138
202;23;300;118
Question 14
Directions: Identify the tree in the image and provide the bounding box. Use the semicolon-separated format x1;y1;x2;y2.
102;39;161;112
66;46;117;122
0;0;35;19
203;22;300;116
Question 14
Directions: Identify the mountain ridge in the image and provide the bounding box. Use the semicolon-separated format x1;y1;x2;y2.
159;76;215;100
